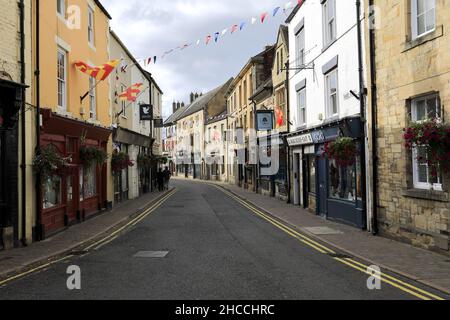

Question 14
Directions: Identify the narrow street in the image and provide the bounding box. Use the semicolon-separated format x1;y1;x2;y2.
0;180;446;300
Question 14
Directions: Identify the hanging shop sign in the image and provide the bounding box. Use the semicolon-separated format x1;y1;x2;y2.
256;110;274;131
154;118;164;128
139;104;153;121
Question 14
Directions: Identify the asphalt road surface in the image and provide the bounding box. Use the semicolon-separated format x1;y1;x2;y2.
0;180;447;300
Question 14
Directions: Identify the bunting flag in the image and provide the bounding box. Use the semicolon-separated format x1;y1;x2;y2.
251;17;257;25
153;56;157;64
119;83;144;102
74;59;120;81
206;35;212;45
284;1;293;10
231;24;238;33
196;39;201;45
275;107;285;128
147;57;152;65
214;32;220;43
239;22;246;31
261;12;268;23
273;7;281;16
221;28;228;36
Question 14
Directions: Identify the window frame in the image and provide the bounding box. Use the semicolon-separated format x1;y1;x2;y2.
410;93;443;190
88;6;95;46
89;76;96;120
411;0;436;40
325;69;339;118
297;87;307;127
57;47;67;111
57;0;66;17
322;0;336;47
296;27;305;68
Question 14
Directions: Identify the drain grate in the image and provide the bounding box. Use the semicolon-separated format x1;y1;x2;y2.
327;253;353;259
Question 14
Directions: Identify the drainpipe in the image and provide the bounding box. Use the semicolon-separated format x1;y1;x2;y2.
19;0;27;246
356;0;368;230
369;0;379;235
250;98;259;193
34;0;43;241
285;61;292;204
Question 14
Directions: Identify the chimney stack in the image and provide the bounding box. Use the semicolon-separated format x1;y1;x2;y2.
190;93;195;103
172;101;177;114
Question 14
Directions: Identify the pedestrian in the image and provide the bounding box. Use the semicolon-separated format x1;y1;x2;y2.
163;166;171;190
157;168;164;192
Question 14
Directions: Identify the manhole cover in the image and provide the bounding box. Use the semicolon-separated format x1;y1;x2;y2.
133;251;169;258
305;227;344;235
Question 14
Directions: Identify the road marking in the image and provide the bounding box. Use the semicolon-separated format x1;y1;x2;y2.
0;189;177;287
85;189;177;250
0;255;74;287
214;185;446;301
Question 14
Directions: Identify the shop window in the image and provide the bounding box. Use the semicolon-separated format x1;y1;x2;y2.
83;164;97;199
329;159;357;202
43;175;62;209
411;0;436;39
308;155;316;194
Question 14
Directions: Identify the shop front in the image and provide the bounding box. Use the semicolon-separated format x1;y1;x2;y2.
0;79;25;249
258;135;287;199
287;116;366;229
38;109;111;237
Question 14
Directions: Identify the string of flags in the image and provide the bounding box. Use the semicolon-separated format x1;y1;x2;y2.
118;0;305;71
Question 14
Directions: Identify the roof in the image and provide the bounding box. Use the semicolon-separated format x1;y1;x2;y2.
250;78;272;101
285;1;306;24
205;111;228;125
164;103;189;126
94;0;112;20
180;86;222;119
280;25;289;48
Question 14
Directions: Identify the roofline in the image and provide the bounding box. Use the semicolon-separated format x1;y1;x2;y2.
110;30;152;82
94;0;112;20
285;0;307;24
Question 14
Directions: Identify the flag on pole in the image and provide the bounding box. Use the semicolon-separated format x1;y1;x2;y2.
119;83;144;102
275;107;285;128
74;59;120;81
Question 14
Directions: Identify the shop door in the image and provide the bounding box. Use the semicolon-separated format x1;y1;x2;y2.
0;132;4;249
66;172;78;223
317;157;328;217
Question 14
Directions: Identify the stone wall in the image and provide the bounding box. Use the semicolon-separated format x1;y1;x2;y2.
370;0;450;253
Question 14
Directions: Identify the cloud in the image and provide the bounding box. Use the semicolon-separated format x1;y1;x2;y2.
102;0;289;118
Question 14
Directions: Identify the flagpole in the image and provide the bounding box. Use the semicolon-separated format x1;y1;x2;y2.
80;78;102;103
115;86;149;118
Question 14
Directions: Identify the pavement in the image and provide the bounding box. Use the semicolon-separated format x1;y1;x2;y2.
0;189;172;280
0;180;448;300
179;177;450;295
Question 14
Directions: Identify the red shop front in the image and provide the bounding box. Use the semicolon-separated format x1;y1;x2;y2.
39;109;112;237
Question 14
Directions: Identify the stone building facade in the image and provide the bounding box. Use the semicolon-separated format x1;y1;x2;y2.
367;0;450;252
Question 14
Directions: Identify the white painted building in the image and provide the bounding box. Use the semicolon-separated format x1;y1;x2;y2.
286;0;369;229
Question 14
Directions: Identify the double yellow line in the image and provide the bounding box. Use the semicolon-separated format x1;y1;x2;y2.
0;189;177;287
215;185;445;301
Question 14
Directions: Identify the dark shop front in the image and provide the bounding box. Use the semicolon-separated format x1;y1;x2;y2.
288;116;366;229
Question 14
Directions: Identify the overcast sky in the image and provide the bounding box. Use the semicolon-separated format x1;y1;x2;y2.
102;0;293;119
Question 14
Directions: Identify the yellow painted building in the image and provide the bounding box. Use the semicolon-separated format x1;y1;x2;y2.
365;0;450;252
32;0;114;238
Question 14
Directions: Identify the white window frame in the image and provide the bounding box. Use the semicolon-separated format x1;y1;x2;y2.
88;7;95;46
322;0;336;46
325;69;339;118
411;0;436;39
297;87;307;127
57;48;67;111
57;0;66;17
296;28;305;68
89;77;96;120
411;93;442;190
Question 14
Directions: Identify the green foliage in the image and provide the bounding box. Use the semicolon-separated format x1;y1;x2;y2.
33;144;70;179
80;146;108;168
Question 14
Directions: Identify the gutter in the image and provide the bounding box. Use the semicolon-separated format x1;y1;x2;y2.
285;61;292;204
34;0;43;241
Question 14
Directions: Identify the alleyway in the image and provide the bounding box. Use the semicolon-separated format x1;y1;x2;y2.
0;180;447;300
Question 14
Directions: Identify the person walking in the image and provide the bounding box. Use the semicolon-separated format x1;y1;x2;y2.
163;166;172;190
157;168;164;192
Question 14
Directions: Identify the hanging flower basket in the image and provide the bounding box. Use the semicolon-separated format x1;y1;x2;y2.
33;144;71;180
111;151;134;175
404;119;450;175
80;146;108;168
324;137;357;167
